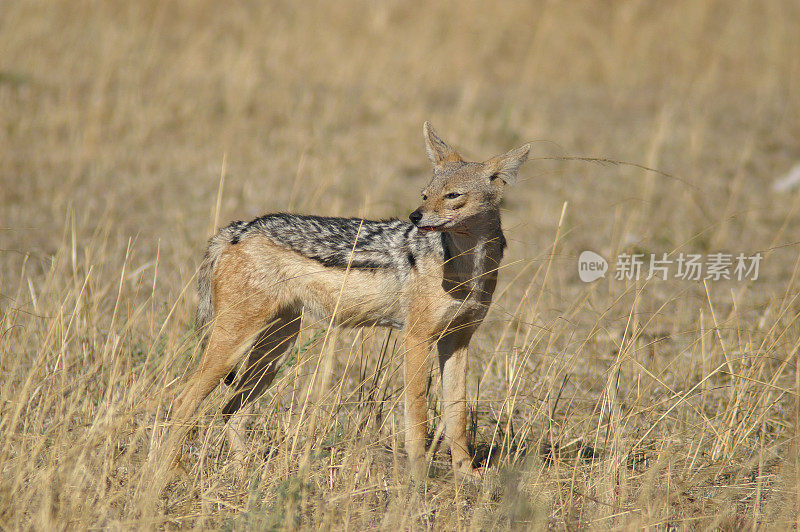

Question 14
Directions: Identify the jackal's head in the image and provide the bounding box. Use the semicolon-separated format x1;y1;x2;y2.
409;122;530;233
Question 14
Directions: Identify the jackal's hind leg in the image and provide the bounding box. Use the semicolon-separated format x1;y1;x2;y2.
169;302;280;470
222;312;301;461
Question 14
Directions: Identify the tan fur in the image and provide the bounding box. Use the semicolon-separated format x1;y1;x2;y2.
168;123;530;481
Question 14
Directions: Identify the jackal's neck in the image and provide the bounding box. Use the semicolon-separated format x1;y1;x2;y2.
445;210;504;253
441;210;505;290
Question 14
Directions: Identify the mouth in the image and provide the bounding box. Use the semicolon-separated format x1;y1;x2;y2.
416;223;446;232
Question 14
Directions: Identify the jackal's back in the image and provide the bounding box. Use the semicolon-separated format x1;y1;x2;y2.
223;213;443;271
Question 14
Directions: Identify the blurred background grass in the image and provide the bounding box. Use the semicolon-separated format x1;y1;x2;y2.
2;0;800;528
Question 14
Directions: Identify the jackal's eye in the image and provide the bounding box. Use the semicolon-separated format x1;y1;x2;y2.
444;192;462;199
421;193;428;201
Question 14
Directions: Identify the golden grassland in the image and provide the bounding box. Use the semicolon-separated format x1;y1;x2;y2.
2;0;800;528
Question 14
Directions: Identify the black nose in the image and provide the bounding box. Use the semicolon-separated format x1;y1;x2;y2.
409;210;422;225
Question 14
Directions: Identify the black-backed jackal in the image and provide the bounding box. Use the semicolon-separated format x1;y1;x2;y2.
170;123;530;480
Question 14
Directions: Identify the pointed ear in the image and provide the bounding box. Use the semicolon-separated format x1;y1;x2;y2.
423;121;463;166
485;143;531;186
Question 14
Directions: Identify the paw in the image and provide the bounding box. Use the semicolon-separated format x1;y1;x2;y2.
455;463;484;482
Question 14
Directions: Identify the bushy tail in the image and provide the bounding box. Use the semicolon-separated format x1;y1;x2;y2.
195;221;247;347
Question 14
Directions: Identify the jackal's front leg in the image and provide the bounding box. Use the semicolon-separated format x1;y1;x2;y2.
403;330;432;479
437;327;478;478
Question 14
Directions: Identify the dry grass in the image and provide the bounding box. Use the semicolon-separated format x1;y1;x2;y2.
2;0;800;529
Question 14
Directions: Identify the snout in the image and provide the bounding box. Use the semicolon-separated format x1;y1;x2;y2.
409;209;445;232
